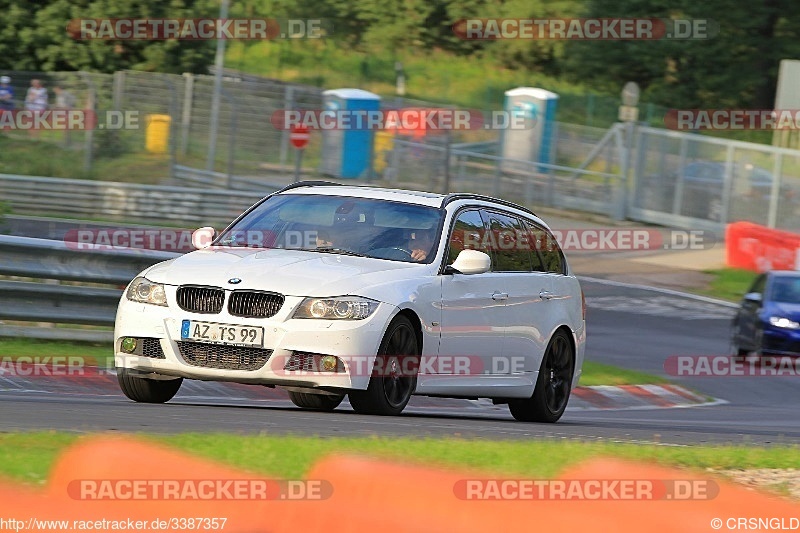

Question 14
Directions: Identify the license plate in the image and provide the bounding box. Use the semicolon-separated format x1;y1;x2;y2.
181;320;264;347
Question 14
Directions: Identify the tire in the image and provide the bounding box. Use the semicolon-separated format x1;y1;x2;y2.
117;368;183;404
288;391;344;411
348;315;419;416
509;329;574;423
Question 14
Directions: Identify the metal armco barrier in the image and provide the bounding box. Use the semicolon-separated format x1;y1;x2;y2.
0;235;179;341
0;173;266;225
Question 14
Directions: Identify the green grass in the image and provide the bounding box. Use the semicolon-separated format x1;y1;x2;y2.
0;338;112;366
0;338;666;386
579;361;668;386
699;268;758;302
0;134;173;184
0;432;798;486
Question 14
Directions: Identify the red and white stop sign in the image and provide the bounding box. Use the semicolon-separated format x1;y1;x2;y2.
290;125;310;149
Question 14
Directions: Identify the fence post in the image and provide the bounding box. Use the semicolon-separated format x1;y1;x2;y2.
81;74;96;174
720;144;735;226
279;85;294;167
112;71;125;110
768;152;782;229
166;78;178;179
180;73;194;157
441;130;452;194
223;90;237;188
611;122;631;221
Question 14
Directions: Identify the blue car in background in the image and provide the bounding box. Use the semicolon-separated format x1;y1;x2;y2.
731;271;800;357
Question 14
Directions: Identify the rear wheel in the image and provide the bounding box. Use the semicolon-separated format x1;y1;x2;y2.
288;391;344;411
117;368;183;404
348;315;418;416
509;330;574;423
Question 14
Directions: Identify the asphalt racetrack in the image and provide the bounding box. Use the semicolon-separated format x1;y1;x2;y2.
2;279;797;446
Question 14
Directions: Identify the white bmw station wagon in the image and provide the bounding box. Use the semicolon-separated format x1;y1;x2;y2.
115;182;586;422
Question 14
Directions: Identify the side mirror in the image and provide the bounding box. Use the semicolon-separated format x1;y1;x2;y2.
448;249;491;275
743;292;762;304
191;226;216;250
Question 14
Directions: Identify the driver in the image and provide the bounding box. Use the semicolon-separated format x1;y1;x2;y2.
407;229;435;262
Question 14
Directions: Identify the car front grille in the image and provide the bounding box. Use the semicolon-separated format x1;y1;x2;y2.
228;290;284;318
176;286;225;314
177;341;272;371
141;338;166;359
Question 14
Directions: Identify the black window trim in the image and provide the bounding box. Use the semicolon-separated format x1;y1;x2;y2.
438;203;567;276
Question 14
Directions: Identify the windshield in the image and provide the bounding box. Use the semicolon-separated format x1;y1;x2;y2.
216;193;443;263
770;276;800;304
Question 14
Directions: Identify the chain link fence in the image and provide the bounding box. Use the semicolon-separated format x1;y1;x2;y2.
630;126;800;232
3;68;800;232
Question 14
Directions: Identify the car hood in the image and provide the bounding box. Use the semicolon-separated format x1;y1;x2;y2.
144;247;432;298
766;301;800;321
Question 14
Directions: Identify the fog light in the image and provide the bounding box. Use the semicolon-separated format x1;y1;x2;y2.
320;355;338;372
121;337;137;353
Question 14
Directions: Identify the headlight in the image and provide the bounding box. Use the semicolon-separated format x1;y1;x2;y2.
293;296;379;320
126;277;167;306
769;316;800;329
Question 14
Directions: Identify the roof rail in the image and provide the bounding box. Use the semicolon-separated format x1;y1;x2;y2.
274;180;342;194
441;193;538;217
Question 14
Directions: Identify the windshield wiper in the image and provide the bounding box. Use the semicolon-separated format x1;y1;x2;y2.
299;246;367;258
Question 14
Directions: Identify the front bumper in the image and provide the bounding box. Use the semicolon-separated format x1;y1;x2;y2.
762;325;800;356
114;291;396;391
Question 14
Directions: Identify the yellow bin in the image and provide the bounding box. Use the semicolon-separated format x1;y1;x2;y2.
145;114;171;154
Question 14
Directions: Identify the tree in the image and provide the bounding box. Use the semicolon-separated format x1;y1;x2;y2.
563;0;800;109
0;0;217;74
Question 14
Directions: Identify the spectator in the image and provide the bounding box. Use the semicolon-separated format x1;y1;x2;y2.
53;85;76;110
24;79;47;137
0;76;14;112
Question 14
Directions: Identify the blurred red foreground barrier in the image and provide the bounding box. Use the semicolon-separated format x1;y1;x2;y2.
1;436;798;532
726;221;800;272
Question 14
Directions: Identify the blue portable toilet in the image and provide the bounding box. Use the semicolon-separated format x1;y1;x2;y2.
319;88;381;179
501;87;558;172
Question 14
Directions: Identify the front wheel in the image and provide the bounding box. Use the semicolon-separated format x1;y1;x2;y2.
509;330;574;423
348;315;418;416
117;368;183;403
288;391;344;411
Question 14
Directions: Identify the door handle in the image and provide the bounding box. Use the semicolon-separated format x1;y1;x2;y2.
491;292;508;301
539;290;554;300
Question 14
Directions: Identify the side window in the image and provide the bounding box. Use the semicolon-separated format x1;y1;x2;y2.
522;220;546;272
486;211;531;272
447;209;491;265
527;222;565;274
749;274;766;295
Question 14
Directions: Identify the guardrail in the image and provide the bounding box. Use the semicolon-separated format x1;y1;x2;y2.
0;235;178;342
0;172;267;225
172;165;286;193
